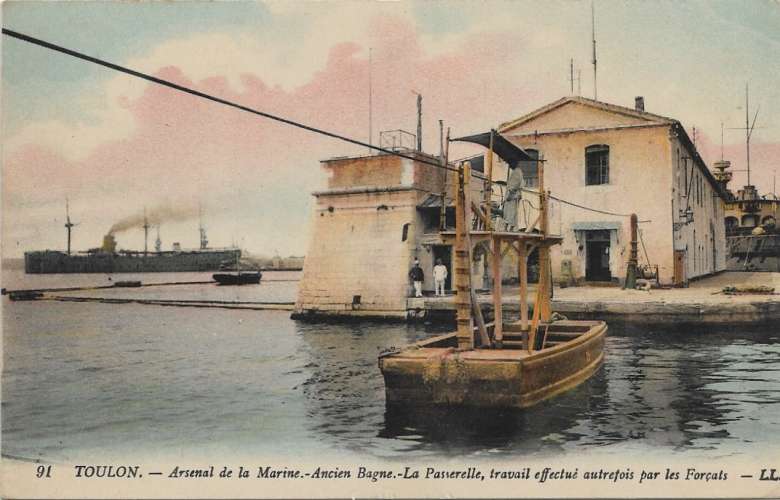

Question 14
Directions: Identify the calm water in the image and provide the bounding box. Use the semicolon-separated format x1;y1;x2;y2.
2;269;779;463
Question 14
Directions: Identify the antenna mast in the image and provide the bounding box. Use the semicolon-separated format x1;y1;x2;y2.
368;47;373;153
416;93;422;151
591;1;598;100
744;83;761;187
570;58;574;94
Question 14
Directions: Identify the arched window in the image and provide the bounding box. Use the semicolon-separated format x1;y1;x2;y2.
518;149;539;187
585;145;609;185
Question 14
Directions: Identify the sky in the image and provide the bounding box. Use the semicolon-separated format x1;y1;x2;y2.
2;0;779;258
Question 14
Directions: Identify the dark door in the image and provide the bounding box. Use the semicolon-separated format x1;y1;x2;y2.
674;250;686;287
432;245;452;290
585;231;611;281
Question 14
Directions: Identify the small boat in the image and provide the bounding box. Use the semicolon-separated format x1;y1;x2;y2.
212;271;261;285
114;280;142;288
8;290;44;301
378;135;606;409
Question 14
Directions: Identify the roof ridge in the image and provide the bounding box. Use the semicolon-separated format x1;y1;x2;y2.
499;96;675;133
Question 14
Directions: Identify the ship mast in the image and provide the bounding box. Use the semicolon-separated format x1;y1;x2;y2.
744;83;760;187
64;198;76;255
143;207;150;255
199;204;208;250
155;225;162;253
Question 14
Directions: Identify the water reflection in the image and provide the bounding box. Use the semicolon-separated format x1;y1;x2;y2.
297;320;780;459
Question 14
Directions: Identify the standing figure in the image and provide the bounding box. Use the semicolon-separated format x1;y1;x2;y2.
433;258;448;296
409;259;424;297
502;166;525;231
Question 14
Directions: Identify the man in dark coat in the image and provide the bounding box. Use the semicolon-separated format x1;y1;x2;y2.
409;259;424;297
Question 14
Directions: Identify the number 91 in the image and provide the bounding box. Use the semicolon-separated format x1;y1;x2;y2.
35;465;52;478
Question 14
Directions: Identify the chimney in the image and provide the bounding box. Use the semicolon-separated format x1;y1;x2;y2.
635;96;645;112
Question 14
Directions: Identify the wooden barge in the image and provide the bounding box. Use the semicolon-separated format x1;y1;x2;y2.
379;320;606;408
379;130;606;408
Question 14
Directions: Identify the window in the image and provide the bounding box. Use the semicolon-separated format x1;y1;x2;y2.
725;216;738;234
518;149;539;187
585;145;609;185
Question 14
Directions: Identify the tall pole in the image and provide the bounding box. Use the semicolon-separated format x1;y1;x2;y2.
591;0;598;100
440;127;450;231
745;83;751;186
570;58;574;95
438;120;444;161
483;130;494;222
624;213;638;289
538;154;551;323
416;93;422;152
454;162;474;350
368;47;373;153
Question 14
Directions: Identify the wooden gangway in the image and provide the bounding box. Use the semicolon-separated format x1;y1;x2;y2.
379;130;607;408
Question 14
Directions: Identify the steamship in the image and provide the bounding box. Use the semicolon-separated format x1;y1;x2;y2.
24;207;240;274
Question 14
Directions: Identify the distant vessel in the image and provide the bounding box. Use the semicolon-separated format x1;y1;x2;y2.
24;203;240;274
212;272;261;285
212;252;262;285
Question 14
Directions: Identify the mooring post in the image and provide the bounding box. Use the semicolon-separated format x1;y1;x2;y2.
624;213;638;289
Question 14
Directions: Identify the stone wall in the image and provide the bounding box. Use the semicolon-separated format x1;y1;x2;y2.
295;152;446;318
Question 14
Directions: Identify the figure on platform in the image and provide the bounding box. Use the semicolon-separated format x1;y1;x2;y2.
433;258;448;296
502;165;524;231
409;259;424;297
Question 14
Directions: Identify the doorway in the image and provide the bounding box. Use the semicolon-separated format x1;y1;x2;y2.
432;245;452;291
674;250;686;287
585;230;612;282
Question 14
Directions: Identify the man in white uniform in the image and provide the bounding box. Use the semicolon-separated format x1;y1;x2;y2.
433;258;448;296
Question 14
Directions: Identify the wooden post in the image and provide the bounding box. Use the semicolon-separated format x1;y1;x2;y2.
492;235;503;348
483;130;494;231
454;162;474;350
439;128;451;230
518;240;528;339
537;154;552;322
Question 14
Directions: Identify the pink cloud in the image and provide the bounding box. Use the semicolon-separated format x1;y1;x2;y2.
5;15;531;209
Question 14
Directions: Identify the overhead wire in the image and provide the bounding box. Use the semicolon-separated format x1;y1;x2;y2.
3;28;644;222
1;28;460;175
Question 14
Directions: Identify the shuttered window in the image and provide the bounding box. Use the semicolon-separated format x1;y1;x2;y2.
585;145;609;185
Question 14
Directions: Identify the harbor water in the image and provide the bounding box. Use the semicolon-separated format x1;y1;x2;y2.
2;269;779;463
